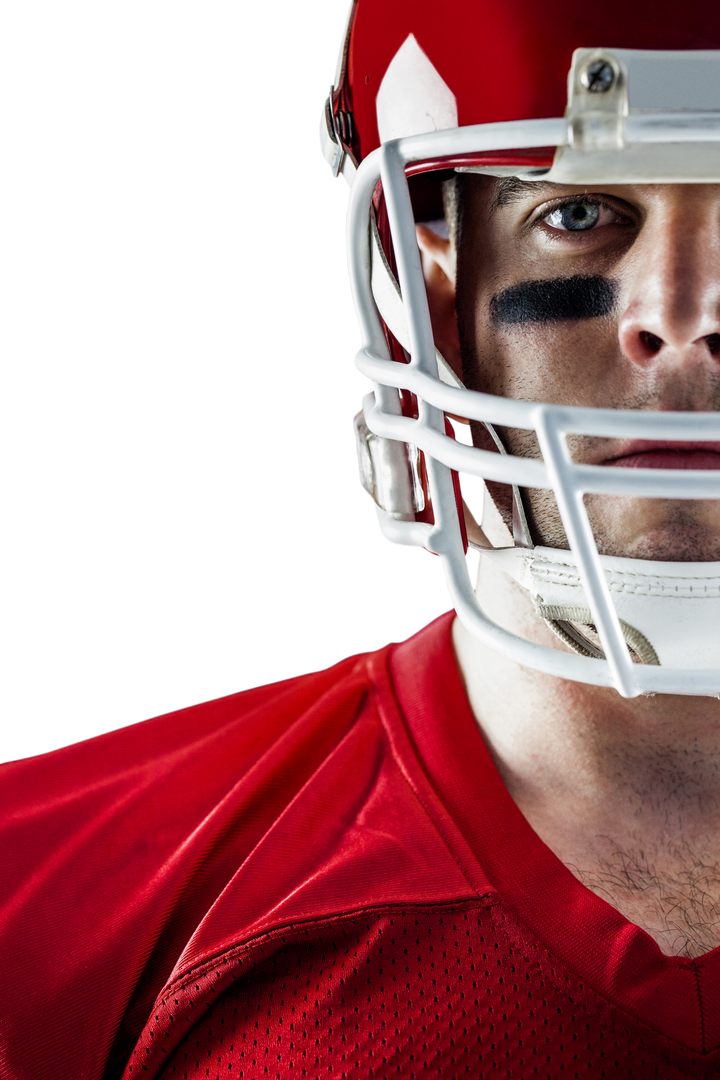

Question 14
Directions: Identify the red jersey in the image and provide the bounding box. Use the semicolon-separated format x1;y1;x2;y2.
1;613;720;1079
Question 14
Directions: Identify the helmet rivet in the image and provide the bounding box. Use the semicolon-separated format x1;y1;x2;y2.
580;59;615;93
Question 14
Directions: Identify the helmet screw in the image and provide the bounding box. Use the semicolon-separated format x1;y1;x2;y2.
580;59;615;93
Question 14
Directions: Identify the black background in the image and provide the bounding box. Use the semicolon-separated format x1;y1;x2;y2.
5;2;453;760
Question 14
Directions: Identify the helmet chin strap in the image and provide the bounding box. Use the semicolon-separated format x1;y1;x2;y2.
369;218;720;675
482;544;720;673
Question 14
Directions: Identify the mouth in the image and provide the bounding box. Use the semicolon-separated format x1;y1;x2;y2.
603;441;720;470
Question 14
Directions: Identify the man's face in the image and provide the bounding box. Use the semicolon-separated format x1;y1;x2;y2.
457;179;720;562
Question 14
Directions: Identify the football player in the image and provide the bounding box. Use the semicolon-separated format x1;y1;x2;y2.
4;1;720;1077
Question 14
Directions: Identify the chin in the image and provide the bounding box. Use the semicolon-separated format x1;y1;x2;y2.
589;502;720;563
595;532;720;563
528;493;720;563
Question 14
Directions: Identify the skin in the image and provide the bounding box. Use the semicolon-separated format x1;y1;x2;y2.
417;181;720;958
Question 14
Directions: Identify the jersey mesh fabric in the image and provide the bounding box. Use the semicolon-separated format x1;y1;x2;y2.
141;902;708;1080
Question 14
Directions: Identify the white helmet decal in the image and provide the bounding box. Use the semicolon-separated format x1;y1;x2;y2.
376;35;458;144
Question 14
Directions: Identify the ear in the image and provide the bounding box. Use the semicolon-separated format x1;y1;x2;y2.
416;224;462;381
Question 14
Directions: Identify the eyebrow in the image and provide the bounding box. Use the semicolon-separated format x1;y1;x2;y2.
490;177;557;213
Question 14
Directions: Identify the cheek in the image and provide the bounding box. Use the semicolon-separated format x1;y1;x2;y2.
470;314;624;406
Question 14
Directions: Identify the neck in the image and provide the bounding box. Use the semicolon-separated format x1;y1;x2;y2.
453;556;720;957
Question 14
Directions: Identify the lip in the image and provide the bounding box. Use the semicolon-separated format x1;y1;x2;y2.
602;441;720;470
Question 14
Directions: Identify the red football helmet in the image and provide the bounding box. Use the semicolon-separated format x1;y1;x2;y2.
322;0;720;698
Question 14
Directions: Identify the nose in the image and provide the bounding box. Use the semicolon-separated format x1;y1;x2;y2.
618;195;720;368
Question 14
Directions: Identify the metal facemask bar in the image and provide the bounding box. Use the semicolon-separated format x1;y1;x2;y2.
347;47;720;700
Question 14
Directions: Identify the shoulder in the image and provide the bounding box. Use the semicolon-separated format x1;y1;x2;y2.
0;649;372;833
0;650;372;1079
0;627;475;1080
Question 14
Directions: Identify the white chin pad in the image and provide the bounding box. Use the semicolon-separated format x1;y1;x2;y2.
485;546;720;670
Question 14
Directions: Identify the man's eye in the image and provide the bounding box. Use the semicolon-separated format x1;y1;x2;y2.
542;200;615;232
